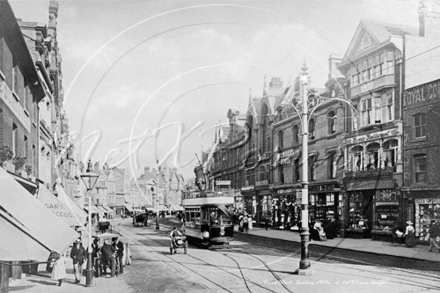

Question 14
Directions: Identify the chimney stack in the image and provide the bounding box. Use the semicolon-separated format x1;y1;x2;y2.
418;0;440;39
269;77;283;88
328;54;343;80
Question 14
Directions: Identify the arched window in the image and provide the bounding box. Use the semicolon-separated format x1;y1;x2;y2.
383;139;398;169
278;130;284;150
366;142;380;169
309;118;315;139
351;145;364;171
292;124;299;145
328;110;336;134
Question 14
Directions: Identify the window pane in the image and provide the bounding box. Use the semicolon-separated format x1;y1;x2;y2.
415;157;426;172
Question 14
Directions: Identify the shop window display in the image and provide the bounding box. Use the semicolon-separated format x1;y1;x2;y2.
309;193;339;224
374;190;399;230
415;198;440;240
347;191;373;231
272;195;299;230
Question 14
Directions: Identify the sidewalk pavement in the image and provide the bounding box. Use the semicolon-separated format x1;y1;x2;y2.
8;217;131;293
234;225;440;263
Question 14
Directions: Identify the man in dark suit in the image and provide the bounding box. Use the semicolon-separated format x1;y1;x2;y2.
112;237;124;274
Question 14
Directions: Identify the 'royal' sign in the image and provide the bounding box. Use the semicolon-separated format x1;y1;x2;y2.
404;80;440;107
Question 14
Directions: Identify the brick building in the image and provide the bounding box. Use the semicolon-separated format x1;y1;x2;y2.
0;0;45;193
337;20;417;236
401;0;440;242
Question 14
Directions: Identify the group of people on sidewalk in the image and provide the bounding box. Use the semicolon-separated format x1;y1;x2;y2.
46;234;124;287
309;219;339;241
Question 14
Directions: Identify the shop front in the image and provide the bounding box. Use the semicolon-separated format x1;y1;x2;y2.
240;185;255;218
233;190;244;214
255;180;271;227
271;186;302;231
308;182;341;225
403;191;440;241
344;178;397;238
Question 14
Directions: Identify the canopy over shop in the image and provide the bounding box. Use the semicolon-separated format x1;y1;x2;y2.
37;183;86;227
0;167;78;261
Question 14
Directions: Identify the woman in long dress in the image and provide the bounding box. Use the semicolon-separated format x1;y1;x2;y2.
51;252;67;286
405;221;417;248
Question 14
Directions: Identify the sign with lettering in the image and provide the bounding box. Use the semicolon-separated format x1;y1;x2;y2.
277;188;299;194
241;185;254;192
0;78;31;132
308;184;338;192
345;129;397;145
403;80;440;107
256;180;268;187
216;180;231;186
414;198;440;204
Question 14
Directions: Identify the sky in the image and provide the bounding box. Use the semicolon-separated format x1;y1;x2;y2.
9;0;420;181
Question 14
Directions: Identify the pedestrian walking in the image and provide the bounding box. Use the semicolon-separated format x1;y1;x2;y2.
51;251;67;286
265;216;269;231
428;219;440;252
70;239;86;283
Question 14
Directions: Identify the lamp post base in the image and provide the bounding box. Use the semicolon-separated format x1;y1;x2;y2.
84;269;94;287
295;268;315;276
296;227;314;275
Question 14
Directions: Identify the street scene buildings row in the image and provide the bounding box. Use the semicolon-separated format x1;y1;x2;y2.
196;1;440;241
0;0;185;219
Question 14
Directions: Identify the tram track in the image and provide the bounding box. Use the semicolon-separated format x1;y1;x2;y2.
121;229;237;293
123;225;284;293
225;248;295;293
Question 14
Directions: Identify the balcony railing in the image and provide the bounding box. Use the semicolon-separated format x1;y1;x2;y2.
345;166;395;179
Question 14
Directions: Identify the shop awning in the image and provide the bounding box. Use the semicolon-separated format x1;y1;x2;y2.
96;206;107;215
55;184;87;225
102;205;114;214
0;211;50;261
84;205;103;216
7;170;38;195
170;204;183;211
37;184;81;227
0;168;78;259
125;204;133;211
345;179;395;191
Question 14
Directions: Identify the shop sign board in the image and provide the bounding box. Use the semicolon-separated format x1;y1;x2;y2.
216;180;231;186
276;149;299;166
308;184;337;192
403;79;440;107
276;188;298;194
415;198;440;204
256;180;268;187
241;185;254;192
345;129;397;145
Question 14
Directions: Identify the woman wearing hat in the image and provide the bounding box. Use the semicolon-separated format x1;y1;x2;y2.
404;221;417;247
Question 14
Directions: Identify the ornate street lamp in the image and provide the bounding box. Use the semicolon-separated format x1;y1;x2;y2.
277;63;358;275
80;160;99;287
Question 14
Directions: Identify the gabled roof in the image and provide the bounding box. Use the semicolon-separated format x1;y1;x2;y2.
339;20;418;69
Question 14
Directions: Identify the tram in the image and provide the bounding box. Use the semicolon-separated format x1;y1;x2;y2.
182;192;234;248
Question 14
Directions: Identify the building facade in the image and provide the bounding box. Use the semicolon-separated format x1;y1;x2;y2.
337;20;416;235
401;0;440;241
0;0;45;193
